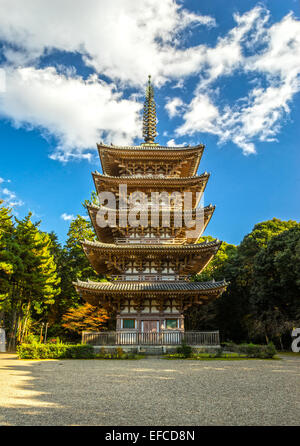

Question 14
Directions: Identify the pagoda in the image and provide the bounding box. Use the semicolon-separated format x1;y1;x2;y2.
74;76;227;345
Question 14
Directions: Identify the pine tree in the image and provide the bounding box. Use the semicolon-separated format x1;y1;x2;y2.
6;213;60;349
0;201;16;327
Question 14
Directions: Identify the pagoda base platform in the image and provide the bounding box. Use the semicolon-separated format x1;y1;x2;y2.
82;330;220;348
91;345;221;355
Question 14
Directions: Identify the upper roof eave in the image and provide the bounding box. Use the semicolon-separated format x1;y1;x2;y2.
81;238;222;252
92;171;210;183
97;142;205;152
74;278;228;292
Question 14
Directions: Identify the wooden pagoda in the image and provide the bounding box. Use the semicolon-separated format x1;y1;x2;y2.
74;76;227;345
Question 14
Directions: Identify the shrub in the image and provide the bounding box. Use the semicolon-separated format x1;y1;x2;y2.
116;347;124;358
223;342;276;358
212;347;223;358
17;343;94;359
176;339;192;358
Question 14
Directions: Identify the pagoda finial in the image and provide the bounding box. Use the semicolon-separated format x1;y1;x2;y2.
143;75;157;144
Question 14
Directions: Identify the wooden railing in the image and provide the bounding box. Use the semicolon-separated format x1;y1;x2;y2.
82;331;220;346
114;238;186;245
110;274;190;282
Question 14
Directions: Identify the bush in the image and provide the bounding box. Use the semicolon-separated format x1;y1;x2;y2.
176;339;192;358
95;348;140;360
116;347;124;358
17;343;94;359
223;341;276;358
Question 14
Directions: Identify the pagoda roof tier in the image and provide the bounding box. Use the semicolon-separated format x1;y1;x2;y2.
92;172;209;207
97;143;204;177
81;239;221;276
87;203;215;244
74;279;228;311
97;142;204;152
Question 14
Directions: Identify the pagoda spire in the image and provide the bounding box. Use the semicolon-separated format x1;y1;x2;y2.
142;75;157;144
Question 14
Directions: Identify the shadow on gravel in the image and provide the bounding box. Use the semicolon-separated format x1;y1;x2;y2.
0;355;299;426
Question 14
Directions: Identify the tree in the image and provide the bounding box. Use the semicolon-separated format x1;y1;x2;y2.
0;202;14;294
0;201;16;326
219;219;298;342
5;214;60;349
48;215;108;333
60;215;98;306
194;236;237;282
248;224;300;347
185;237;237;331
61;303;109;335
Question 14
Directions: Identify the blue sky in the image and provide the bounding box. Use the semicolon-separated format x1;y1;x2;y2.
0;0;299;246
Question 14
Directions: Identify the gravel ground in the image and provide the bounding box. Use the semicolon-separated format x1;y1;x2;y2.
0;353;299;426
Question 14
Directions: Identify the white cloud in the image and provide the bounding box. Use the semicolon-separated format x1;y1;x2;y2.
0;2;298;156
176;94;221;136
0;177;11;184
0;0;215;86
0;67;142;161
175;7;300;154
166;139;187;147
0;1;217;160
165;97;185;118
61;213;75;221
61;213;88;221
0;184;24;208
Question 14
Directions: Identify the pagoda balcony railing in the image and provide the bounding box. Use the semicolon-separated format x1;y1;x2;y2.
82;330;220;346
114;238;186;245
110;274;190;282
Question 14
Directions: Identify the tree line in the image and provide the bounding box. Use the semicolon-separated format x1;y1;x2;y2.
0;199;299;350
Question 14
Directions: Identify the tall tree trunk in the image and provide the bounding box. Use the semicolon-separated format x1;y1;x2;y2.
8;311;17;352
279;335;284;351
265;333;269;344
20;301;31;344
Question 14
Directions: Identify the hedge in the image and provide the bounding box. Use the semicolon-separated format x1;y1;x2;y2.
222;342;277;358
17;343;94;359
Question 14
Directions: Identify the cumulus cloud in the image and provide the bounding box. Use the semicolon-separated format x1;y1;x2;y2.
0;0;215;86
0;2;298;157
166;138;187;147
165;97;185;118
61;213;88;221
174;7;300;154
61;213;75;221
176;94;221;136
0;67;142;161
0;181;24;208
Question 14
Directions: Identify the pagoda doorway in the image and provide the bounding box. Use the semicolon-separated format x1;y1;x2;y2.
141;320;159;333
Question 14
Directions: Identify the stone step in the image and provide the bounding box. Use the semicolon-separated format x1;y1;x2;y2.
138;346;165;355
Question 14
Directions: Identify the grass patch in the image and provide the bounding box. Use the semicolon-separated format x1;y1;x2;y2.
165;353;280;361
166;342;278;360
277;351;300;357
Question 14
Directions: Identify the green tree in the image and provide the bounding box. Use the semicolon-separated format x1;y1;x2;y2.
5;214;60;349
221;218;298;342
0;202;14;295
48;215;107;333
248;224;300;347
185;237;237;331
0;201;16;327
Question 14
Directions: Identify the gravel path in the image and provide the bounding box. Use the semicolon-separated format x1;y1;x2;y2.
0;353;299;426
